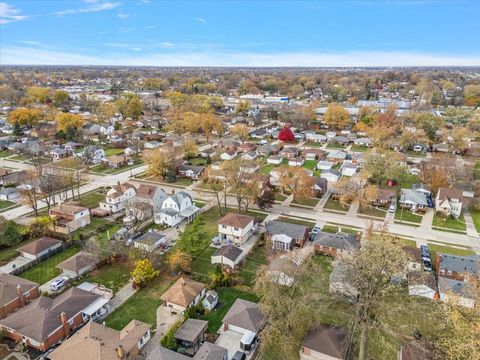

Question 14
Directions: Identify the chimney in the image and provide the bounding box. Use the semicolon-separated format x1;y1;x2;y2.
60;312;71;337
16;285;25;306
116;345;125;359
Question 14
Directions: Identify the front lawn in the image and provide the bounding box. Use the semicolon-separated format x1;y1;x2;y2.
199;287;259;333
83;262;131;294
105;275;174;330
55;157;84;169
0;200;15;210
10;154;29;161
276;216;315;227
302;160;317;171
358;206;386;218
186;157;207;166
394;208;422;223
103;148;125;157
470;208;480;233
291;197;320;207
323;197;349;212
77;191;105;208
304;141;324;148
0;151;10;157
432;214;466;232
19;245;80;284
326;143;346;149
274;193;288;202
350;145;369;152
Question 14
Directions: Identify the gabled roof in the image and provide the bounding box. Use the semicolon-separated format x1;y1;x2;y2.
174;319;208;343
266;220;309;240
56;251;98;273
136;184;162;200
212;245;243;262
302;325;348;359
218;212;255;228
437;253;480;275
193;342;228;360
314;232;358;251
0;273;38;308
17;237;62;256
160;277;206;308
222;299;264;333
437;187;463;202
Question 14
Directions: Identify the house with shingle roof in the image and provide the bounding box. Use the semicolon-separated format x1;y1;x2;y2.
155;191;199;227
218;213;256;245
174;319;208;356
265;220;310;250
160;277;206;314
0;274;39;319
211;245;244;269
313;232;359;257
99;182;136;214
300;325;348;360
222;299;265;335
16;237;63;260
436;253;479;282
435;187;463;218
49;202;91;234
0;287;101;351
48;319;151;360
56;251;99;278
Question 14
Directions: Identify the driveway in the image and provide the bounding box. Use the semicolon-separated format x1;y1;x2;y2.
39;274;72;295
0;256;33;274
156;306;182;338
215;328;254;360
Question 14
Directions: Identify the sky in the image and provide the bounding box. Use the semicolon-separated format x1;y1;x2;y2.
0;0;479;66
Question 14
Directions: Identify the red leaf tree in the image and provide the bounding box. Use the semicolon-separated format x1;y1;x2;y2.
278;126;295;142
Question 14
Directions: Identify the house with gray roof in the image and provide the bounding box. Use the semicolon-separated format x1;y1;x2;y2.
178;164;205;180
399;189;429;212
174;319;208;356
133;231;166;252
0;187;20;202
313;231;359;257
300;325;348;360
155;191;199;227
436;253;480;282
265;220;310;250
222;299;265;335
211;245;243;269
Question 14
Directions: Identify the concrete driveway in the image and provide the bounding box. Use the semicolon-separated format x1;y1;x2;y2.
39;274;72;295
0;256;33;274
156;306;181;337
215;328;254;360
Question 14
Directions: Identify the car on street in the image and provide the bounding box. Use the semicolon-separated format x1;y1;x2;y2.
50;276;69;291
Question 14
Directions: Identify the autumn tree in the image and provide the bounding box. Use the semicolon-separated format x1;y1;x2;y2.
53;90;70;107
200;113;223;141
230;124;250;143
278;126;295;142
145;146;180;182
414;112;444;141
131;258;159;288
420;162;450;195
202;169;228;215
55;112;84;132
182;137;198;159
97;102;117;121
116;94;143;119
363;152;407;185
323;103;352;130
26;86;51;103
277;166;314;201
29;216;55;239
236;100;251;114
7;108;42;128
463;84;480;107
166;250;192;274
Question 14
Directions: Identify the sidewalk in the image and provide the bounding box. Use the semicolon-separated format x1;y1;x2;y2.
105;280;136;315
463;210;479;237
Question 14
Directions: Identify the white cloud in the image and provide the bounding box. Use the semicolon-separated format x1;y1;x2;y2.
104;43;142;51
0;2;29;24
1;46;479;67
117;12;130;19
158;42;174;48
145;25;155;29
54;2;120;16
195;17;207;24
118;27;134;33
19;40;42;46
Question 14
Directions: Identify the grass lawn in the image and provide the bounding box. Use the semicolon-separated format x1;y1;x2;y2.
72;217;111;241
90;160;143;175
238;243;268;287
274;193;287;202
404;150;426;158
326;143;345;149
394;208;422;223
291;197;320;207
260;163;276;175
0;237;32;264
321;224;361;236
199;287;258;333
77;191;105;208
276;216;315;227
322;225;339;233
469;208;480;233
55;157;84;169
397;238;417;248
10;154;29;161
105;275;174;331
323;197;349;212
83;262;131;294
0;200;15;210
358;206;386;218
304;141;324;148
0;151;10;157
432;214;466;232
350;145;369;152
187;157;207;166
190;247;216;280
302;160;317;171
19;246;80;284
103;148;125;157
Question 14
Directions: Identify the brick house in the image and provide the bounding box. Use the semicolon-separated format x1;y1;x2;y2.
436;253;480;282
49;203;91;234
0;274;39;319
265;220;310;251
313;232;359;257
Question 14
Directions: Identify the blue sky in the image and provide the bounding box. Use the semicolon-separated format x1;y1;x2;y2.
1;0;479;66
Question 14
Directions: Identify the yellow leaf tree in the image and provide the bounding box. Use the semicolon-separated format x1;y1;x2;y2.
131;258;159;288
166;250;192;274
7;108;42;127
323;103;352;130
55;112;84;132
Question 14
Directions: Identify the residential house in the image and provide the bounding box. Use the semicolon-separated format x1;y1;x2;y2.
313;177;328;197
325;131;336;139
99;182;136;214
56;251;99;278
160;277;206;314
0;287;101;351
249;128;268;139
0;274;39;319
174;319;208;356
49;203;91;234
16;237;63;260
331;136;349;146
178;165;205;180
288;157;304;167
407;272;437;300
238;142;257;153
436;253;479;282
147;343;227;360
83;123;102;135
326;150;348;163
218;213;256;245
50;147;71;161
265;220;310;250
353;137;373;148
435;187;463;219
102;154;128;168
340;163;358;177
202;290;219;311
304;131;327;143
220;150;237;161
199;147;217;158
316;160;334;171
144;141;161;149
133;231;166;252
48;320;151;360
266;155;283;165
373;188;396;207
241;151;258;161
211;245;243;269
399;189;429;212
411;183;431;196
304;149;325;161
320;169;341;183
432;143;449;153
0;187;20;202
135;184;166;212
279;147;299;160
267;257;299;287
155;191;199;227
300;325;348;360
313;231;359;257
438;277;475;308
257;144;279;156
240;162;260;173
222;299;265;335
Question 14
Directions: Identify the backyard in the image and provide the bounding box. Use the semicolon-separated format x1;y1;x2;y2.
103;148;125;157
238;243;268;287
82;262;131;294
19;245;80;284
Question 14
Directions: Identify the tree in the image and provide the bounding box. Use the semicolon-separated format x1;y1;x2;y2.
209;264;232;288
200;113;223;141
420;162;450;195
277;166;314;201
131;258;159;288
145;147;180;181
166;250;192;274
323;103;352;130
182;137;198;159
415;112;444;141
0;216;24;247
336;226;409;360
236;100;251;114
97;102;117;121
29;216;55;239
230;124;250;143
26;86;51;103
464;84;480;107
126;94;143;119
53;90;70;107
278;126;295;142
7;108;42;127
363;152;406;185
55;112;84;132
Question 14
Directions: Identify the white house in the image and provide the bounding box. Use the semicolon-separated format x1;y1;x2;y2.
218;213;255;245
0;188;20;202
305;131;327;143
288;157;304;167
99;183;136;214
341;163;358;177
16;237;63;260
316;161;334;171
435;187;463;219
154;191;199;227
266;155;283;165
220;151;237;161
320;169;341;183
211;245;244;269
202;290;219;311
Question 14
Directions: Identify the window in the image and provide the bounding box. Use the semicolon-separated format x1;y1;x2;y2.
222;225;227;229
234;227;239;231
447;270;452;276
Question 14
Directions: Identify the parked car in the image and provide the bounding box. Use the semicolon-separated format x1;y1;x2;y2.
50;276;69;291
232;351;246;360
309;225;322;241
388;203;396;213
420;245;432;272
